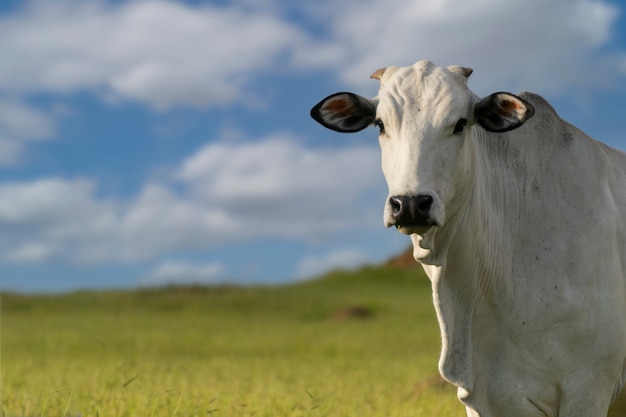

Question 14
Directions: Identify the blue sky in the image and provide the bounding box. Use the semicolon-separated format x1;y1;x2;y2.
1;0;626;292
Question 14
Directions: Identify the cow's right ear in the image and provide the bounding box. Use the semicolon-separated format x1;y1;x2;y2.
310;92;377;133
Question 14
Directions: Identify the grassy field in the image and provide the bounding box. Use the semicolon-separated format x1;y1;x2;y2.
1;264;460;417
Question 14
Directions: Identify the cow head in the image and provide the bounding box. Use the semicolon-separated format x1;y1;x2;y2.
311;60;534;236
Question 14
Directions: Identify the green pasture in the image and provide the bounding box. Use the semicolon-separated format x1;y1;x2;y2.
1;265;460;417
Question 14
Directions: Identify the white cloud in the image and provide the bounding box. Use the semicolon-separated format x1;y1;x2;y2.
295;248;370;280
4;242;57;263
0;0;306;109
0;178;119;263
294;0;624;95
0;0;622;112
179;133;380;198
0;178;102;225
0;99;54;140
177;134;385;237
0;99;56;165
142;260;225;286
0;134;386;265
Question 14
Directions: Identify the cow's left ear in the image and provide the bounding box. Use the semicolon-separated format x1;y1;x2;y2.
474;92;535;133
311;92;377;133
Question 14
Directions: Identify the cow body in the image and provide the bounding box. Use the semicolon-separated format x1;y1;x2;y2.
423;92;626;417
311;60;626;416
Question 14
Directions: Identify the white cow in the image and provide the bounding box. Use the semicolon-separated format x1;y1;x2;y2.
311;60;626;417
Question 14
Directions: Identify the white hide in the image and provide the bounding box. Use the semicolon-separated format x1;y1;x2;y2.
313;60;626;417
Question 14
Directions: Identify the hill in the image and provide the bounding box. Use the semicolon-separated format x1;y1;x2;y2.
2;248;427;319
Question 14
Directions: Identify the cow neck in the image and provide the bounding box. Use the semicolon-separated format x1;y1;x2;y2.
430;126;519;292
423;127;521;396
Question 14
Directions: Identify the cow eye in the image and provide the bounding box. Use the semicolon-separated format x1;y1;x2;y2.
453;118;467;134
374;119;385;134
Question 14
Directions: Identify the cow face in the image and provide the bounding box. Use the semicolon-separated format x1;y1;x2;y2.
311;60;534;236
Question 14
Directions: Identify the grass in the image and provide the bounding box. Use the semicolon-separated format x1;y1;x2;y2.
1;265;460;416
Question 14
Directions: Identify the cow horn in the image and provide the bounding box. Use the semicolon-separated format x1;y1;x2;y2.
370;68;387;80
461;67;473;78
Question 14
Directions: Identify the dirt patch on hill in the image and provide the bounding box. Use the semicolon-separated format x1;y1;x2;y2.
330;305;375;320
386;247;420;269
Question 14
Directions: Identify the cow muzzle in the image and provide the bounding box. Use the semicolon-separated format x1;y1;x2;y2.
385;194;440;235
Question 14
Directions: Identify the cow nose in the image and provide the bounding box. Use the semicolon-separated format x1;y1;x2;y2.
389;194;434;226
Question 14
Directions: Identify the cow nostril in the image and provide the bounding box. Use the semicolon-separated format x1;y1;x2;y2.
416;195;433;214
390;196;403;216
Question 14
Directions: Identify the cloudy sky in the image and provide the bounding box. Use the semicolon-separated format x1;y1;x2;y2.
1;0;625;292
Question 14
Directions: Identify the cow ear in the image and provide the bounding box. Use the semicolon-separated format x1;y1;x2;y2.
310;92;376;133
474;92;535;132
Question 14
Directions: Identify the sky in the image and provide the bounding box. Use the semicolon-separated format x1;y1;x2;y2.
1;0;626;292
